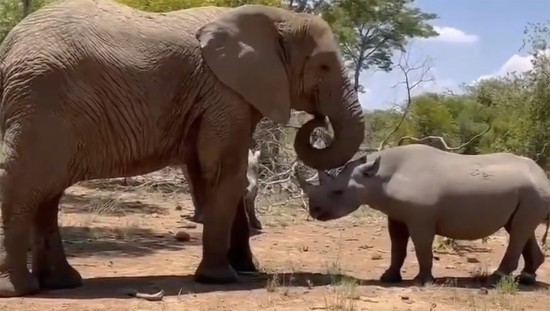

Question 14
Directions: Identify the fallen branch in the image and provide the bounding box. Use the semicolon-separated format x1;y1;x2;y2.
396;124;491;152
125;289;165;302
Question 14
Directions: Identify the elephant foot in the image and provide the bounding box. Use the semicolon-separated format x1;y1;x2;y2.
412;273;434;287
34;264;83;290
0;269;40;297
487;270;508;287
194;261;238;284
517;271;537;286
191;213;204;224
228;247;258;274
379;269;402;283
249;219;262;231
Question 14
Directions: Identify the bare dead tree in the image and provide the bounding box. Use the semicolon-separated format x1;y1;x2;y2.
359;47;490;155
22;0;31;18
376;48;435;151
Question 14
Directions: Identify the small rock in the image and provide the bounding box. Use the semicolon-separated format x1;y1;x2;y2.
174;230;191;242
371;254;383;260
433;256;440;261
179;223;197;229
175;205;182;211
401;295;410;300
445;265;455;270
152;213;159;218
478;287;489;295
301;246;309;252
467;256;480;263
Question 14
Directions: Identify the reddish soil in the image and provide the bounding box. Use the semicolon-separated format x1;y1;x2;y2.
1;171;549;311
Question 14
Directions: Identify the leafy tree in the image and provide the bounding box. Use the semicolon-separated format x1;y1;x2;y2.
322;0;438;92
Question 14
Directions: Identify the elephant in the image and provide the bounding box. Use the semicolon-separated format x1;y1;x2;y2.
297;144;550;287
184;148;263;230
0;0;365;297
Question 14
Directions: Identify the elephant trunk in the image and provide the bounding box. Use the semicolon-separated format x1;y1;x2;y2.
294;74;365;170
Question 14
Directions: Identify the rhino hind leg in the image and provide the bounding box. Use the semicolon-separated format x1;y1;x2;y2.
502;227;545;286
517;234;544;285
380;218;409;283
489;207;541;286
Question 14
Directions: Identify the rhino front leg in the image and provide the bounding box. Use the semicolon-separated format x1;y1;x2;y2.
380;218;409;283
408;222;435;286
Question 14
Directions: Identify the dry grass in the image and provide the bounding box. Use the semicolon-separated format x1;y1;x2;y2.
0;169;549;311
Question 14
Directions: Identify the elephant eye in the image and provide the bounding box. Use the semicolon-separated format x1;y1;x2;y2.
332;189;344;196
320;64;330;72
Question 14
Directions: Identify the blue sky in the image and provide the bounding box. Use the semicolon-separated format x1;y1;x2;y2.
359;0;550;111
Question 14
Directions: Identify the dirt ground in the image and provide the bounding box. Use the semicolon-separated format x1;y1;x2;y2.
1;170;550;311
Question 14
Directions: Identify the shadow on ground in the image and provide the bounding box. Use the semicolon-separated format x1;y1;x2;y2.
76;179;187;194
61;192;168;216
32;272;550;300
60;226;197;258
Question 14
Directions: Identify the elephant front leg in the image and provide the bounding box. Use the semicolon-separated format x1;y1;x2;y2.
194;164;248;284
31;193;82;290
228;197;258;273
0;200;40;297
380;218;409;283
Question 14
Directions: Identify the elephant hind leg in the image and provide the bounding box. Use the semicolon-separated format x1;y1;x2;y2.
32;191;82;290
244;193;262;231
180;165;204;223
0;179;40;297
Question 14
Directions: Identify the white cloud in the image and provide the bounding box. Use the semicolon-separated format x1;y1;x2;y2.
472;53;535;84
422;26;479;44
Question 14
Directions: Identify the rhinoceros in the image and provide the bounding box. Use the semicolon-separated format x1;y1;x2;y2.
297;144;550;286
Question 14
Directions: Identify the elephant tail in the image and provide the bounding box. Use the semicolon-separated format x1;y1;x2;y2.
541;213;549;246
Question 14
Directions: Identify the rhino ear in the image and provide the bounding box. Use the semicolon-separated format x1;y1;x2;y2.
317;171;333;185
359;156;380;177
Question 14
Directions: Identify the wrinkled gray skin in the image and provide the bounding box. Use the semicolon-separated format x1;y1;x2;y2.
184;149;263;230
0;0;365;297
298;144;550;287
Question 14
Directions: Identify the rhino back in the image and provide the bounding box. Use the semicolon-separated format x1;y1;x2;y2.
378;145;543;239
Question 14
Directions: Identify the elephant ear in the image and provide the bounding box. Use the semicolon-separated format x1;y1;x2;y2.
196;9;292;124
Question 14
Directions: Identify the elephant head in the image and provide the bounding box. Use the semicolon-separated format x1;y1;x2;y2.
196;5;365;170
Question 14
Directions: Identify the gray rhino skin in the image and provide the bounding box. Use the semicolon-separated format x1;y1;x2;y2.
298;144;550;286
183;149;263;230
